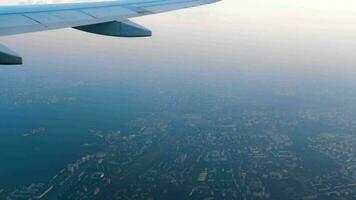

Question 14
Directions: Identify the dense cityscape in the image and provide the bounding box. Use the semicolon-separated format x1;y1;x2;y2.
1;79;355;200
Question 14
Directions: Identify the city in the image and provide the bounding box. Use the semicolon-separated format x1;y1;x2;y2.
1;88;355;200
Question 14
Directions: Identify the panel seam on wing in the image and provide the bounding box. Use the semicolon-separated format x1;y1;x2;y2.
77;10;99;19
21;14;46;27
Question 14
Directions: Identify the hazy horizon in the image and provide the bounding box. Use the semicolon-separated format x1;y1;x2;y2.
1;0;356;77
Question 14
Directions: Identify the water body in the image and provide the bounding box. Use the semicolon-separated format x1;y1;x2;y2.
0;71;154;186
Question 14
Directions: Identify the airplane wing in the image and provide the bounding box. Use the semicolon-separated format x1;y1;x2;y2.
0;0;220;65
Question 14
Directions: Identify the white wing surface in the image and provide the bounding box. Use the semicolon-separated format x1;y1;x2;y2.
0;0;220;64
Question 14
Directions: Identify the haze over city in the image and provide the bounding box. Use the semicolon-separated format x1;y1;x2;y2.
0;0;356;199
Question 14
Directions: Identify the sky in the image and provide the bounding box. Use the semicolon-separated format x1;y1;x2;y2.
0;0;356;77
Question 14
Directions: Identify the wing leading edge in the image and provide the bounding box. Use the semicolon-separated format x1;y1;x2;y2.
0;0;220;65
